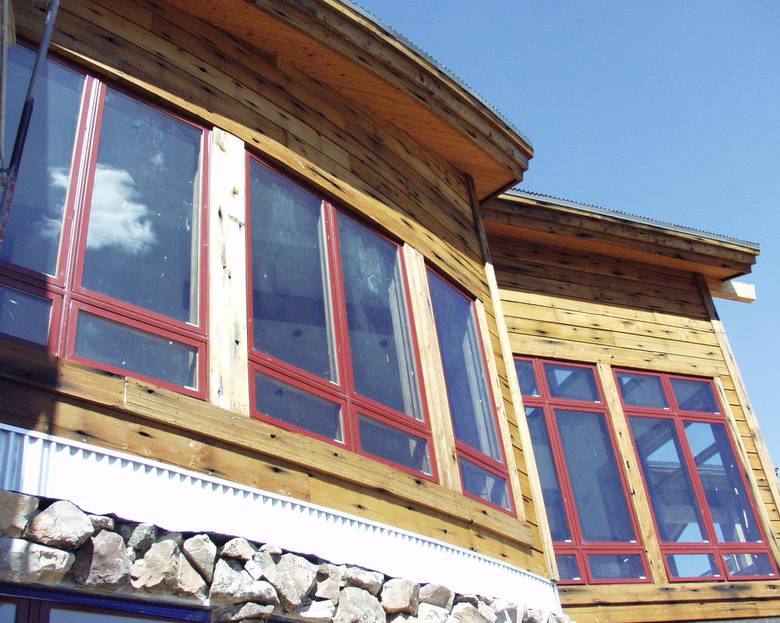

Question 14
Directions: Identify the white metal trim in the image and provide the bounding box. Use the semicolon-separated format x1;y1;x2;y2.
0;422;560;612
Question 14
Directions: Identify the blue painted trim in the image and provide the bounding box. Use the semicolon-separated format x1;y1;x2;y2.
0;585;210;622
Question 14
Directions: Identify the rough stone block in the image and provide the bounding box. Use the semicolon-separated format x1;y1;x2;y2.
334;587;386;623
23;501;93;550
183;533;217;583
344;566;384;595
71;530;132;589
271;553;318;611
0;491;39;538
221;537;258;562
381;578;419;615
419;585;453;611
0;535;74;584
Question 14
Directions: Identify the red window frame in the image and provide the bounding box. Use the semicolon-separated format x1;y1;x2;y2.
245;154;436;481
0;45;209;398
616;369;778;582
427;266;515;515
517;356;650;584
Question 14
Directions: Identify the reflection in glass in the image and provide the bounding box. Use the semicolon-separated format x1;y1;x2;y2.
617;372;668;409
460;457;510;510
526;407;571;541
82;89;202;324
556;410;634;542
0;285;51;345
0;603;16;623
667;554;719;579
544;363;600;402
359;416;430;474
51;608;175;623
250;162;336;381
255;373;342;441
672;378;718;413
588;554;645;580
514;360;539;396
723;552;774;578
629;417;707;542
75;311;198;389
2;45;85;276
556;555;581;581
684;422;761;542
428;271;500;461
339;215;421;418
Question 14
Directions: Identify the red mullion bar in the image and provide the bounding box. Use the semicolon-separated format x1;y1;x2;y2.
249;361;350;450
351;394;431;437
664;372;722;416
252;356;347;405
0;273;63;354
536;357;607;408
455;441;509;479
323;202;359;450
64;299;206;400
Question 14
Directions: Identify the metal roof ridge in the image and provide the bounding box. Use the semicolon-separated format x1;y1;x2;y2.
505;188;760;251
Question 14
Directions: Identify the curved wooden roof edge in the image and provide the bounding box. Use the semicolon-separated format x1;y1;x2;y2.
161;0;533;200
483;192;759;282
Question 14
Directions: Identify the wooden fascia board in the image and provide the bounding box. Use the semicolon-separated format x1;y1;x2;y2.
158;0;529;200
483;196;758;280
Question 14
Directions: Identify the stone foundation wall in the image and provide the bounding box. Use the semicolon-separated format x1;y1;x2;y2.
0;489;570;623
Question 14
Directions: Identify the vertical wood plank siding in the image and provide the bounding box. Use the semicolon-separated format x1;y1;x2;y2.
9;0;548;575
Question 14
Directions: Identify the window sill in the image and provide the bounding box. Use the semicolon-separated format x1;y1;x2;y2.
0;340;533;547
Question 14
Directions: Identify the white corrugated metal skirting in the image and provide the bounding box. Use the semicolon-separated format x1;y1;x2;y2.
0;422;560;612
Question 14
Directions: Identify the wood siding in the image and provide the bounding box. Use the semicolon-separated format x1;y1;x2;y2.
491;234;780;621
6;0;550;576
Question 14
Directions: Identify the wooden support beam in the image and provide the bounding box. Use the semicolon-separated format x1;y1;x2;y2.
707;278;757;303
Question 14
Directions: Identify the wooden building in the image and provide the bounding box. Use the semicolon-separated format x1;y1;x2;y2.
0;2;776;623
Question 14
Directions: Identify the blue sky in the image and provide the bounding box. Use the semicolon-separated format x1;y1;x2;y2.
355;1;780;467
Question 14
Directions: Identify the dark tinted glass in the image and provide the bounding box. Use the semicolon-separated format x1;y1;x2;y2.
723;553;774;578
81;89;202;324
0;603;15;623
667;554;720;579
339;215;421;418
629;416;707;542
459;458;510;510
672;378;718;413
428;271;500;461
358;416;430;474
617;372;668;409
544;363;600;402
74;312;198;388
2;45;84;275
556;410;635;542
255;373;342;441
0;284;51;345
514;359;539;396
588;554;646;580
526;407;571;541
250;162;336;381
684;422;761;542
556;555;581;581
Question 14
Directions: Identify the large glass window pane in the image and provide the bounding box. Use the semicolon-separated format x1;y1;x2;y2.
339;215;421;418
588;554;646;580
358;416;430;474
0;284;51;345
250;162;336;381
629;417;708;543
74;311;198;389
526;407;571;541
666;554;720;579
428;271;501;461
684;422;762;542
459;457;510;510
0;603;16;623
617;372;669;409
556;410;634;542
2;45;85;276
544;363;600;402
514;360;539;397
723;552;774;578
255;373;342;441
81;89;202;324
556;555;582;581
672;378;718;413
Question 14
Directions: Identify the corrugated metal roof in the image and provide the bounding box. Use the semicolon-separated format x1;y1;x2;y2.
506;188;760;251
344;0;533;148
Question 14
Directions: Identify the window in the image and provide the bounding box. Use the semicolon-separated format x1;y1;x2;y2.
428;270;512;512
246;156;434;478
516;357;648;583
0;44;208;396
617;369;777;581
